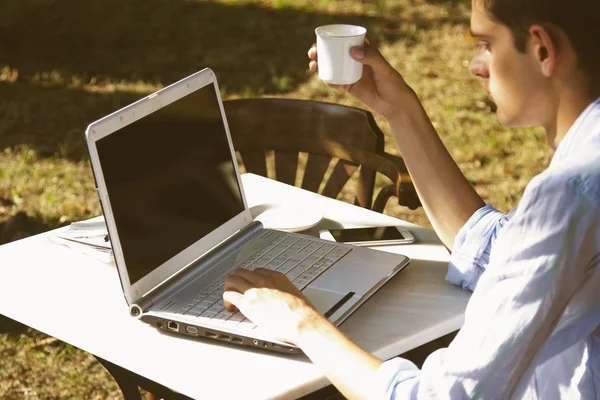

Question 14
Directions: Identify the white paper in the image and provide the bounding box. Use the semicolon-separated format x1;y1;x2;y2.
51;219;114;263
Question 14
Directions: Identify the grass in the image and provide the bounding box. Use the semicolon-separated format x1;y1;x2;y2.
0;0;552;398
0;329;122;399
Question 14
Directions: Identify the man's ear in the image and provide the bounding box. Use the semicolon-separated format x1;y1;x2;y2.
529;24;558;77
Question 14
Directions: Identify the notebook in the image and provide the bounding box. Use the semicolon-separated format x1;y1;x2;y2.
85;68;410;353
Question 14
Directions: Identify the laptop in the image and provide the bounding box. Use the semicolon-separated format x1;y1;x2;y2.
85;68;410;353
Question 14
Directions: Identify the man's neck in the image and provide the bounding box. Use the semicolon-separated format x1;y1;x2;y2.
546;88;599;150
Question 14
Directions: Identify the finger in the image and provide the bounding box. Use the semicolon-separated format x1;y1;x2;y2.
223;291;244;311
327;83;351;92
253;268;287;285
225;271;254;291
223;300;238;313
350;41;388;70
255;268;289;284
223;289;237;312
223;274;253;311
252;268;271;278
253;268;275;276
237;268;277;287
231;268;263;283
308;45;317;59
309;60;318;72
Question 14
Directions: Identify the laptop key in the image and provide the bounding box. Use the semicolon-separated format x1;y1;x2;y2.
312;246;334;257
303;242;323;253
280;237;299;247
280;251;305;261
202;309;219;318
228;312;245;322
186;306;208;317
295;238;312;247
223;318;242;328
323;250;348;261
276;259;298;274
286;270;302;281
211;310;232;324
256;254;281;269
237;318;256;330
297;255;321;269
293;280;306;289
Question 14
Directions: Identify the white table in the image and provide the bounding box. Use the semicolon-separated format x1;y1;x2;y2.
0;174;470;399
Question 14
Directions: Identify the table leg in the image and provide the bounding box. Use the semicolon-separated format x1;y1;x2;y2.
94;356;193;400
95;356;143;400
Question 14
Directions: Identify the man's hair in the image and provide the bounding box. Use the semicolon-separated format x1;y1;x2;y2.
483;0;600;86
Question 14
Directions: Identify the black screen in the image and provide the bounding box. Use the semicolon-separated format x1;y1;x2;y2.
330;226;407;242
96;84;244;284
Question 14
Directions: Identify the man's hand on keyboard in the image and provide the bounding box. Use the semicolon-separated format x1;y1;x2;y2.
223;268;322;345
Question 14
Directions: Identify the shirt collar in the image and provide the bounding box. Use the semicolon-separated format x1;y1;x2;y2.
551;97;600;166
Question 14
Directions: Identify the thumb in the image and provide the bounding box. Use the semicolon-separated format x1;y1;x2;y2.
223;291;244;310
350;44;387;69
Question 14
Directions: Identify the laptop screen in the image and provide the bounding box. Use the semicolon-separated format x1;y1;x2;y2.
96;83;244;284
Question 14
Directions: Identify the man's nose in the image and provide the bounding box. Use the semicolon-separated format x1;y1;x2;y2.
469;52;489;79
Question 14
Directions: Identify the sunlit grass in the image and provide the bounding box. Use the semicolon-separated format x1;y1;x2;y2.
0;147;100;225
0;329;122;399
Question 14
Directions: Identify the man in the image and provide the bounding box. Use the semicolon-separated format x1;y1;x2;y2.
223;0;600;398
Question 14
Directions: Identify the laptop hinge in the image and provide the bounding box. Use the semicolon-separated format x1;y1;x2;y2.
129;221;263;318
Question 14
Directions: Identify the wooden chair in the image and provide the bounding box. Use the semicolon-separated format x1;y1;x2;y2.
223;98;420;212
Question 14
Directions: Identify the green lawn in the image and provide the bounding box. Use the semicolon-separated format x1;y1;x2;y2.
0;0;552;398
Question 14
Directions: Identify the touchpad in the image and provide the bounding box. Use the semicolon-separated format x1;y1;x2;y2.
303;287;354;317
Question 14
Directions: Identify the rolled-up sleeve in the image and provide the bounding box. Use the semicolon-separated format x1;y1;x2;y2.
370;205;513;398
447;205;511;291
373;358;421;398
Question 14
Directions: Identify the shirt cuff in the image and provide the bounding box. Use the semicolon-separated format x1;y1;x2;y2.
447;204;507;291
373;357;420;399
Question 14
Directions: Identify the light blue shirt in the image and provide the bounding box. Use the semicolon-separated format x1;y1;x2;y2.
375;97;600;399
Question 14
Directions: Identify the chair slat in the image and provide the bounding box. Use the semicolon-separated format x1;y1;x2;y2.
274;151;298;186
356;166;376;209
239;150;267;178
321;160;359;200
302;154;331;193
372;184;397;213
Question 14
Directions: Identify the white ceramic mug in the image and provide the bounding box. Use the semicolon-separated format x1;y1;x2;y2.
315;24;367;85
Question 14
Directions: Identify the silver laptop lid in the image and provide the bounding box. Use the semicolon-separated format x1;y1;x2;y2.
85;69;253;305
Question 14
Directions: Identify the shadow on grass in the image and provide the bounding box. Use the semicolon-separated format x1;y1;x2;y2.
0;81;142;160
1;0;394;95
1;0;469;94
0;0;469;160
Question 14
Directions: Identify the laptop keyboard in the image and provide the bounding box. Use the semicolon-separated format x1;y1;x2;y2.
168;230;351;330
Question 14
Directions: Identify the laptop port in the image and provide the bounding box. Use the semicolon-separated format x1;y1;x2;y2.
205;331;218;338
272;343;293;351
252;339;260;346
218;334;230;341
231;337;243;344
185;325;198;334
167;321;179;332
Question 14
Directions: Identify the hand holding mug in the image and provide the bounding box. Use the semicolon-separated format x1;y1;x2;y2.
309;29;416;120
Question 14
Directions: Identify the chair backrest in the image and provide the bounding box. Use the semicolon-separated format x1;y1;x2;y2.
223;98;420;212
